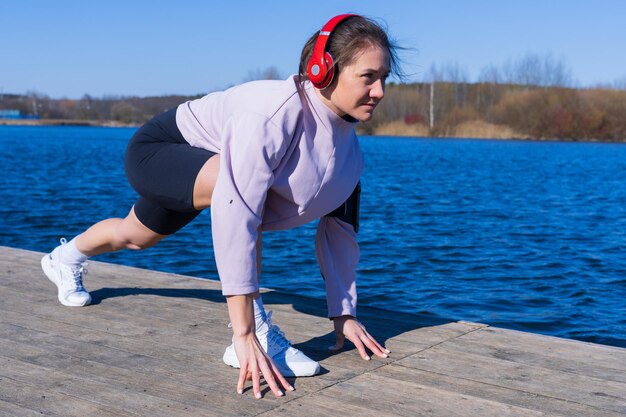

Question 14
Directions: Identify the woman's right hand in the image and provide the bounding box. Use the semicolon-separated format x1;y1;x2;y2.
226;293;293;398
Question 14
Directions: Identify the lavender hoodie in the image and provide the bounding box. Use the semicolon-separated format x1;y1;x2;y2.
176;75;363;317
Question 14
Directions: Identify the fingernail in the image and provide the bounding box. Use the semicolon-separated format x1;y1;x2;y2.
382;353;388;358
289;385;295;391
237;388;243;395
385;349;391;354
278;391;284;397
365;356;371;361
255;392;262;399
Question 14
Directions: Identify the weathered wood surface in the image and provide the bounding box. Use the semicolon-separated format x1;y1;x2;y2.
0;246;624;416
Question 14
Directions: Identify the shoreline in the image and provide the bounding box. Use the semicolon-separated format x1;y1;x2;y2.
0;118;139;128
2;118;624;143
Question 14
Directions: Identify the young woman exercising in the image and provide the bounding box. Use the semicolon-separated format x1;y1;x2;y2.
42;14;400;398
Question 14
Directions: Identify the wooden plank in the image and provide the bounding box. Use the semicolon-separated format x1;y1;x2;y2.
376;364;625;417
0;320;340;404
257;391;403;417
2;246;626;417
0;287;374;385
397;343;626;414
0;375;129;417
1;355;270;417
0;398;60;417
0;285;235;347
263;371;545;417
454;325;626;374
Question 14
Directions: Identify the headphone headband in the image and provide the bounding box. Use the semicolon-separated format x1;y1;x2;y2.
307;14;359;89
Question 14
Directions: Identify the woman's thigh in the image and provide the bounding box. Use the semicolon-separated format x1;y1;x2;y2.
192;154;220;210
124;108;217;235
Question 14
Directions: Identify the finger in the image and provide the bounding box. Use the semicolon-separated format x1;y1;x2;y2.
362;328;387;352
370;335;391;356
351;337;371;361
237;365;247;395
354;321;391;356
361;324;390;354
362;334;389;358
356;328;388;358
251;362;262;399
269;360;295;393
328;332;345;351
258;359;285;398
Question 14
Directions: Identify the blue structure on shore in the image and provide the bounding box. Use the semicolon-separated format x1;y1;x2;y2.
0;109;40;119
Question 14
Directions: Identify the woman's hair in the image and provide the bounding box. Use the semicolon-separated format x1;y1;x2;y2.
298;15;403;85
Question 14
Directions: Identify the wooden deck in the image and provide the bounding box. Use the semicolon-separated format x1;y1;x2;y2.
0;246;624;417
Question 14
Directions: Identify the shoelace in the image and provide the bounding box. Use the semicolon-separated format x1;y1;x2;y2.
264;311;292;350
71;263;88;291
58;237;88;291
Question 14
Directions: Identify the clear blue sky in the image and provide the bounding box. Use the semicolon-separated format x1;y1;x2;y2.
1;0;625;98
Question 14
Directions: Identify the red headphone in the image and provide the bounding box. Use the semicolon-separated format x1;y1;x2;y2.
306;14;359;89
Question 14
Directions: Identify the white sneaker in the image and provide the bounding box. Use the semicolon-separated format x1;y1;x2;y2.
223;311;320;377
41;238;92;307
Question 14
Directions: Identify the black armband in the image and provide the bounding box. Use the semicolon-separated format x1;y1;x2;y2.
326;182;360;232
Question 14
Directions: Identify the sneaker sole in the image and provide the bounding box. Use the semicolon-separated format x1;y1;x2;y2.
41;254;91;307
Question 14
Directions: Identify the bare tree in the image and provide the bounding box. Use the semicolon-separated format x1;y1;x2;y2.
612;76;626;90
490;52;573;87
478;64;502;84
244;66;283;81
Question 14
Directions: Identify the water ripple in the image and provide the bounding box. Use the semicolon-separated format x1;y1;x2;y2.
1;128;625;347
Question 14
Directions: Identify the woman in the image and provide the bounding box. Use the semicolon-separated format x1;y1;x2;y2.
42;14;400;398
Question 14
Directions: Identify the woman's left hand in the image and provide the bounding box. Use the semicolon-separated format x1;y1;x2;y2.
329;315;390;360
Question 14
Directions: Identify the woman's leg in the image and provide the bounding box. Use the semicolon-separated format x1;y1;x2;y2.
72;148;220;258
75;206;167;256
42;207;167;307
191;154;220;210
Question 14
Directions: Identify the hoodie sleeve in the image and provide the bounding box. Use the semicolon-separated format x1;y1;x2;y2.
316;216;359;318
211;112;288;295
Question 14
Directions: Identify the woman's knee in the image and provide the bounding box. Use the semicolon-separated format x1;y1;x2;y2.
121;238;159;251
114;209;166;250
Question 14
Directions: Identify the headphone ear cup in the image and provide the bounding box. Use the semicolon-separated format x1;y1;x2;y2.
306;14;358;89
322;52;335;88
307;56;329;88
318;52;335;89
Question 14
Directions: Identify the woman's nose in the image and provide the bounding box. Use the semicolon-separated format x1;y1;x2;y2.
370;79;385;100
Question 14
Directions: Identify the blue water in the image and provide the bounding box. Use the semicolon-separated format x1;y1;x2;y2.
1;125;625;348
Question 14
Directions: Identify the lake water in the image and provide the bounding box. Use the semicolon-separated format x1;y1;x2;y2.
1;125;624;347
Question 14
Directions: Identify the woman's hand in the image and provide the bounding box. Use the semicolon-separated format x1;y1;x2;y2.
329;315;390;360
226;294;293;398
232;332;293;398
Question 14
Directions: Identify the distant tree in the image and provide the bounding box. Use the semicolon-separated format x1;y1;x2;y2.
484;52;573;88
244;66;283;81
372;82;424;128
478;64;502;84
423;62;471;129
612;76;626;90
110;102;144;124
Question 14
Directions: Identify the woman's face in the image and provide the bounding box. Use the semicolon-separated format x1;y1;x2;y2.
317;45;390;122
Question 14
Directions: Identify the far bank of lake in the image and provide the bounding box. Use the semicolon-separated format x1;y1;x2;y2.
2;117;625;143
